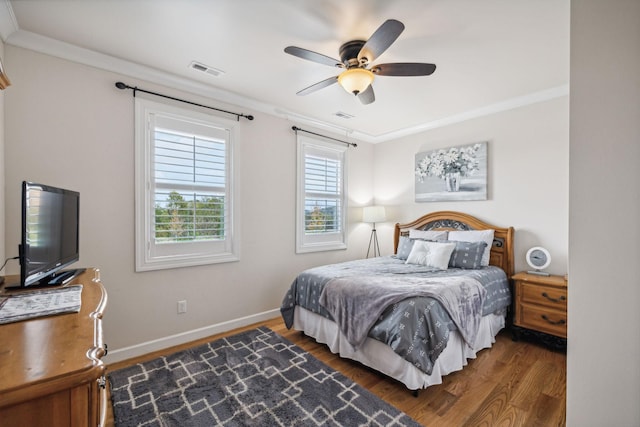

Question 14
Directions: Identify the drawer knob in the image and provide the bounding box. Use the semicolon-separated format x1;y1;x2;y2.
542;292;566;303
541;314;566;325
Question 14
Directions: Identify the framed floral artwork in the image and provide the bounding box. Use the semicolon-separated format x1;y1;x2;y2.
415;142;487;202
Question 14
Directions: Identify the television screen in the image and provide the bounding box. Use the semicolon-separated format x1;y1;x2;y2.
20;182;80;287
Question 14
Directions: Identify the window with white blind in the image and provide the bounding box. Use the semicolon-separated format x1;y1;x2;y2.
135;97;239;271
296;134;347;253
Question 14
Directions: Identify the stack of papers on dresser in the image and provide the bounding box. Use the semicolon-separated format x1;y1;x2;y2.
0;285;82;324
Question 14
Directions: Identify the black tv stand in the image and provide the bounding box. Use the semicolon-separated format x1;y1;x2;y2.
45;268;87;286
4;268;87;290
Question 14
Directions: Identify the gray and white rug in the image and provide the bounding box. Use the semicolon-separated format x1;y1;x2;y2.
108;326;420;426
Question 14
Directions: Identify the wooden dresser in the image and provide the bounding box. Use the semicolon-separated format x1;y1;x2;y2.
512;271;567;350
0;269;107;427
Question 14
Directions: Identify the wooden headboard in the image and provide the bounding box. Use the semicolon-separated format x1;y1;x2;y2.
394;211;515;278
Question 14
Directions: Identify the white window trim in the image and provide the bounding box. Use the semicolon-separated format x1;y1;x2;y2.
296;134;348;253
135;96;240;271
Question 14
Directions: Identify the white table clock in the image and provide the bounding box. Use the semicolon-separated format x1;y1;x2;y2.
526;246;551;276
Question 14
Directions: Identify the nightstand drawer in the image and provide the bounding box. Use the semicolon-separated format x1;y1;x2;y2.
520;282;567;310
518;304;567;338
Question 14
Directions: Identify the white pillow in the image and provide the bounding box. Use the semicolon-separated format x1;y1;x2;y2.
408;229;448;241
405;240;456;270
447;229;495;266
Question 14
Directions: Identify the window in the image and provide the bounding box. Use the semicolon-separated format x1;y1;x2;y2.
135;97;239;271
296;134;347;253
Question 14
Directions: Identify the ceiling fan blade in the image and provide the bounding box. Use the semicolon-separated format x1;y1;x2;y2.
358;85;375;105
296;76;339;96
284;46;342;68
372;63;437;76
357;19;405;64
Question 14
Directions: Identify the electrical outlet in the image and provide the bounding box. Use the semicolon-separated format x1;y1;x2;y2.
177;300;187;314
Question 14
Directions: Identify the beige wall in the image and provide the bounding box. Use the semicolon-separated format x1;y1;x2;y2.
3;45;375;358
568;1;640;425
373;97;569;275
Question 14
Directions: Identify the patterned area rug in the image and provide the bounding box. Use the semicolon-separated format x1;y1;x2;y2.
108;327;420;426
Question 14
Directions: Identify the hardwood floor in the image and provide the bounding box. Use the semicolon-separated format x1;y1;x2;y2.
105;317;566;426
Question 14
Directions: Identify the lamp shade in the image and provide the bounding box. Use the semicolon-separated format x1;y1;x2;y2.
338;68;374;95
362;206;386;223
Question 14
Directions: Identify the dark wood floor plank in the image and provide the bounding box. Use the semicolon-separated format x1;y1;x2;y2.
436;372;500;425
524;392;565;427
462;382;513;426
542;357;567;399
491;404;528;427
510;360;562;412
425;388;459;417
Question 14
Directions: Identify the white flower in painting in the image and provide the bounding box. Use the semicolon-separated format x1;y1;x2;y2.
432;163;445;178
415;144;481;182
443;149;458;164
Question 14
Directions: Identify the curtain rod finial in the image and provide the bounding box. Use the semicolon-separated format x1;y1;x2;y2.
115;82;127;90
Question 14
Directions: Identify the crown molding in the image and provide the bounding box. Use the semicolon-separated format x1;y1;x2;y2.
0;0;18;42
4;26;568;145
5;28;370;142
367;84;569;143
6;30;278;116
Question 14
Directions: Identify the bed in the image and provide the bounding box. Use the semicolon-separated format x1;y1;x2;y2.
280;211;514;391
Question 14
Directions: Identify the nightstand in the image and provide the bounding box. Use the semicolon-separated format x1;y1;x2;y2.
511;271;567;350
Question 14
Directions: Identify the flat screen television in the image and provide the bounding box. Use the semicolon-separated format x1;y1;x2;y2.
13;181;82;288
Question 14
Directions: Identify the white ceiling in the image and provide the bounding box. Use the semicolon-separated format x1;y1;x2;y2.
2;0;569;143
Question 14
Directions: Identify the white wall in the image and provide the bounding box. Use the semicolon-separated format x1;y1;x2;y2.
567;1;640;425
373;97;569;275
3;45;375;358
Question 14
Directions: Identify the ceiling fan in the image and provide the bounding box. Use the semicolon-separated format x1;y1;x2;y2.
284;19;436;105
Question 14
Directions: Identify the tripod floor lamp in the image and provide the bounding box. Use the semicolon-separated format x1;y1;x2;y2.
363;206;386;258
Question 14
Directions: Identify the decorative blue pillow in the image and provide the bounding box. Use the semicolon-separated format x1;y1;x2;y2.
447;240;488;269
448;229;494;266
396;236;415;260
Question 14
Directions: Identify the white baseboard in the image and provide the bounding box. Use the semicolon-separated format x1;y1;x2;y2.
104;308;281;364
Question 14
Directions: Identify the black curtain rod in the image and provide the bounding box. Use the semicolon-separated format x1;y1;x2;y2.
291;126;357;148
115;82;254;121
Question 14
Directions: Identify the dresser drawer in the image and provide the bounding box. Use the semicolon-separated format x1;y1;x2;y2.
517;303;567;338
520;282;567;310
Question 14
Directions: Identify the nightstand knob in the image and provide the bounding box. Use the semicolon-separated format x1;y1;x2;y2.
541;314;566;325
542;292;566;303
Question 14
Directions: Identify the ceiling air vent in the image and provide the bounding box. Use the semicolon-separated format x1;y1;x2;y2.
189;61;225;77
334;111;355;119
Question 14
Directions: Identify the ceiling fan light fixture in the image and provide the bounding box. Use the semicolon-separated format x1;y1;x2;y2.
338;68;374;95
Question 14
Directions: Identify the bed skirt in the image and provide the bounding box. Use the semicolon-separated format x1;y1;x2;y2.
292;306;505;390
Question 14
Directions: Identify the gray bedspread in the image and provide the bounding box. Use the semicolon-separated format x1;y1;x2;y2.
319;274;485;350
280;257;511;375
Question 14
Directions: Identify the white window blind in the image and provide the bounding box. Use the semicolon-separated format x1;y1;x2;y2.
135;97;239;271
304;154;342;234
296;135;347;253
153;128;227;243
